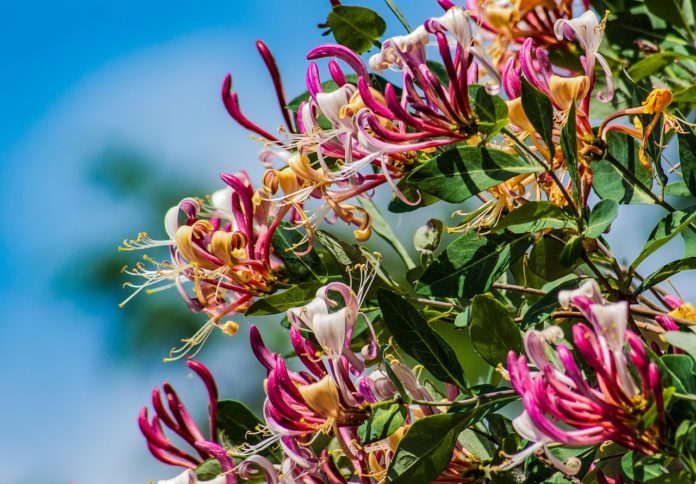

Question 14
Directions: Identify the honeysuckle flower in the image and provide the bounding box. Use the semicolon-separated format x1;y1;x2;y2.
553;10;613;107
139;360;220;469
463;0;588;66
598;88;694;169
365;6;501;149
500;287;665;474
248;325;373;475
121;172;286;358
287;261;378;362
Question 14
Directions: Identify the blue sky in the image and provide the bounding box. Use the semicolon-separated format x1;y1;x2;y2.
0;1;690;483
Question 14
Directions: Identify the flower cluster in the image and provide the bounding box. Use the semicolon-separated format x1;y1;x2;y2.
126;0;696;482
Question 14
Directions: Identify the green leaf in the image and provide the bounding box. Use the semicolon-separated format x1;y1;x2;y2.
272;224;325;282
358;404;407;444
631;206;696;271
663;331;696;361
492;201;576;234
326;6;386;54
674;85;696;104
665;181;693;197
416;232;529;298
561;103;580;203
216;400;264;448
585;199;618;238
528;237;577;281
559;235;584;268
425;60;448;85
521;277;581;329
659;354;696;422
387;412;474;484
627;51;681;82
470;85;508;136
377;289;469;392
407;145;542;203
246;282;323;316
195;459;222;481
469;294;522;367
520;77;554;152
678;130;696;197
635;258;696;293
683;228;696;258
620;451;665;481
594;131;654;204
644;0;693;34
315;229;363;266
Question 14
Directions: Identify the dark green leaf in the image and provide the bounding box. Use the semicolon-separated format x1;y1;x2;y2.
678;130;696;197
387;412;474;484
425;61;448;85
635;258;696;293
521;77;554;152
521;277;581;329
559;235;584;268
416;231;529;298
631;206;696;270
663;331;696;361
585;199;618;238
272;224;325;282
492;201;575;234
407;145;542;203
620;451;665;481
528;237;577;281
561;103;580;203
246;282;323;316
674;85;696;104
644;0;692;33
216;400;264;448
358;404;407;444
326;6;386;54
594;131;654;204
684;228;696;258
469;294;522;367
315;229;363;266
627;52;681;82
377;289;469;392
470;85;508;136
659;354;696;423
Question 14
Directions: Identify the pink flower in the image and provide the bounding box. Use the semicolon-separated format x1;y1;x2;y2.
502;282;664;473
121;172;287;357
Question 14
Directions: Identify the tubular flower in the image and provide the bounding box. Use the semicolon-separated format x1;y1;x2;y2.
138;360;222;470
500;281;665;474
287;261;378;363
464;0;589;66
121;172;284;358
367;7;501;146
248;325;375;479
598;88;693;170
499;11;615;209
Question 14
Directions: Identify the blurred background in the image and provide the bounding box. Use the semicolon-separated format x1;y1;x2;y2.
1;1;690;483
